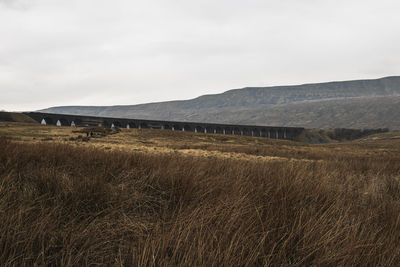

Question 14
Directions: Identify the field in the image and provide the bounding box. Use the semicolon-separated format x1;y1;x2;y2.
1;122;400;266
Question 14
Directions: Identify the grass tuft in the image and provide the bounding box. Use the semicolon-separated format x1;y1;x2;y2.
0;135;400;265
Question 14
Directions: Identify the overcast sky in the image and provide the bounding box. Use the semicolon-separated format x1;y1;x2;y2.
1;0;400;111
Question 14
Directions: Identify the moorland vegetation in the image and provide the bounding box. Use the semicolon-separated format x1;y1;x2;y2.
0;123;400;265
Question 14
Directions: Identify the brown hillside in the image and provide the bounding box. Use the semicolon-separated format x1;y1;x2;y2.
0;123;400;265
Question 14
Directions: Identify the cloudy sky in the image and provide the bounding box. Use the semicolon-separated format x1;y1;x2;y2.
1;0;400;111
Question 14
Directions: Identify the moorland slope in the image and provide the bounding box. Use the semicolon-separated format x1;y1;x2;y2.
1;123;400;265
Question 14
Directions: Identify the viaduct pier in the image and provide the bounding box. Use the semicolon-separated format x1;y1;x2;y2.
24;112;304;141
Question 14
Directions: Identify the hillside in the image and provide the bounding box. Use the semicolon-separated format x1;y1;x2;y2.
40;76;400;129
0;111;37;123
1;122;400;265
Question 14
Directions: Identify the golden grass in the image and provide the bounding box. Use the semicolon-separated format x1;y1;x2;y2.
1;123;400;265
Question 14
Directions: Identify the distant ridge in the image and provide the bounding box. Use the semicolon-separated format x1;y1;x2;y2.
40;76;400;130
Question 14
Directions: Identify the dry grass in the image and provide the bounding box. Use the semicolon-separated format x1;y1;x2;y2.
1;123;400;265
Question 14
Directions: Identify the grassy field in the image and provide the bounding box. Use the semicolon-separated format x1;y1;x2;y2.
1;122;400;266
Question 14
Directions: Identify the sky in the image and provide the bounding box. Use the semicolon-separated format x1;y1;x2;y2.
1;0;400;111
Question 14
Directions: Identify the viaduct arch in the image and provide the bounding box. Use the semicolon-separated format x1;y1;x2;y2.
24;112;304;141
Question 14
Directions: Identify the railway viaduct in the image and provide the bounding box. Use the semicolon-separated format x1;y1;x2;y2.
24;112;304;140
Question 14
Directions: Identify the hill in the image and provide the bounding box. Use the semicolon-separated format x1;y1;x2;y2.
40;76;400;129
0;111;38;123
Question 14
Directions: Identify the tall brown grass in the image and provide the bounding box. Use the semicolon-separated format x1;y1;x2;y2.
1;136;400;266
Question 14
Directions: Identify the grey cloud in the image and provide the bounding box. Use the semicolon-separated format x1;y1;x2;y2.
0;0;34;10
0;0;400;111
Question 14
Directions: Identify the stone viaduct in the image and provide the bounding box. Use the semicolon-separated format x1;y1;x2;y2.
24;112;304;140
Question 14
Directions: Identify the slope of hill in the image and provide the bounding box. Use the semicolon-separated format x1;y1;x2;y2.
0;112;37;123
40;76;400;129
